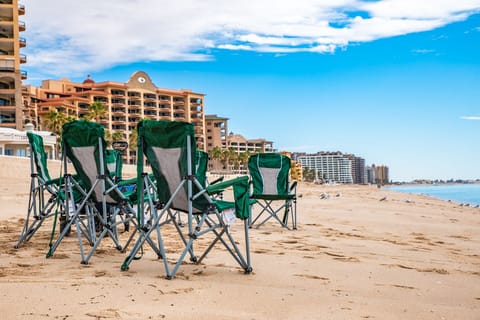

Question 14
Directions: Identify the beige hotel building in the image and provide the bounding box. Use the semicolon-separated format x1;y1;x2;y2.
21;71;206;163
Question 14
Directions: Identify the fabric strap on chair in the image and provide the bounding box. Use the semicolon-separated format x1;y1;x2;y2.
27;132;51;181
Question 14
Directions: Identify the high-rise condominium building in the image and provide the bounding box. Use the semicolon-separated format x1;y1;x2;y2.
373;165;389;185
204;114;274;172
204;114;273;154
345;154;366;184
296;152;354;183
205;114;228;151
0;0;26;129
22;71;205;163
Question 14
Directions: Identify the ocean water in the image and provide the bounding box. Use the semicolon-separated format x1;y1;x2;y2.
387;184;480;206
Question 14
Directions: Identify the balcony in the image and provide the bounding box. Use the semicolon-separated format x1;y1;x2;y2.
173;107;185;113
128;104;141;112
158;96;170;103
143;93;156;101
143;115;157;121
128;114;141;121
191;116;203;124
18;4;25;15
112;118;127;125
19;21;25;31
144;110;157;117
127;92;141;100
21;70;27;80
0;58;14;72
173;114;185;121
111;108;126;115
19;53;26;63
112;124;127;131
144;105;157;112
194;126;203;135
19;37;26;47
111;90;125;97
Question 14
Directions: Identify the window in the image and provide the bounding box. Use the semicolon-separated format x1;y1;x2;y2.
5;148;13;156
17;149;26;157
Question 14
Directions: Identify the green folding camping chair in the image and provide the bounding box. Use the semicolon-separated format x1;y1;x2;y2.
46;120;137;264
248;153;297;230
15;132;67;248
121;119;252;279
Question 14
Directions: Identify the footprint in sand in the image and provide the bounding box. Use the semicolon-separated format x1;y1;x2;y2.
86;308;121;319
253;248;270;254
324;251;360;262
376;283;416;290
94;270;109;277
294;274;330;281
382;264;449;274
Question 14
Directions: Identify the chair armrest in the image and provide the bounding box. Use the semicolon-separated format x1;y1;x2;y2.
289;180;298;193
209;176;224;185
206;175;248;195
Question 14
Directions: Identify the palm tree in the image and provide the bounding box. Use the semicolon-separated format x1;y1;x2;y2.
43;110;73;158
128;127;137;152
111;131;124;142
44;110;65;135
85;101;107;122
223;148;237;173
237;151;251;173
208;146;224;171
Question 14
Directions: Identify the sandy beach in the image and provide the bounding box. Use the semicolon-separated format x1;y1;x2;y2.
0;156;479;319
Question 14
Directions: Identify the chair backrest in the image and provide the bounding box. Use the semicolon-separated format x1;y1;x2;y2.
27;132;52;182
62;120;118;203
195;150;208;188
105;149;123;181
137;119;208;213
248;153;292;197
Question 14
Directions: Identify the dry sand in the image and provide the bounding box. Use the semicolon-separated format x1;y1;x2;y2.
0;156;479;319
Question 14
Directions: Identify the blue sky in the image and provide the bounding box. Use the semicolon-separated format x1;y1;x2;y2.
22;1;480;181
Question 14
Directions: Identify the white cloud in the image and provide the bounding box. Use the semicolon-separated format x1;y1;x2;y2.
22;0;480;78
460;116;480;120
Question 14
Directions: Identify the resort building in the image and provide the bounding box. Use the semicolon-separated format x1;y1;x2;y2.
0;0;26;130
345;154;366;184
366;166;376;184
296;152;354;184
205;114;275;172
205;114;274;154
227;133;274;154
21;71;206;163
205;114;228;151
373;165;390;185
0;123;55;158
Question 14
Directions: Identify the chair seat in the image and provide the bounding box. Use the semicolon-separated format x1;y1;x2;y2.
252;193;296;201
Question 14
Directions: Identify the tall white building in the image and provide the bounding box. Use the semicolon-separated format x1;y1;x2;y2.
297;152;353;183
